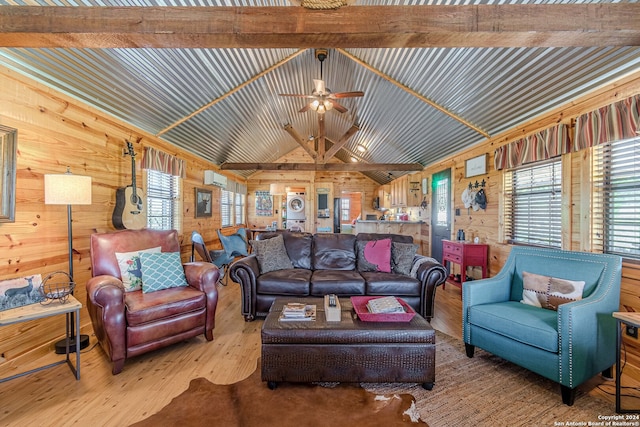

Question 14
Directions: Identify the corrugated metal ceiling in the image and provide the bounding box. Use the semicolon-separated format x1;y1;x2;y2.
1;1;639;183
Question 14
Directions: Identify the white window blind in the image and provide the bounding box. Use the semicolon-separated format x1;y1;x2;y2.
221;190;233;227
235;193;245;226
146;169;181;231
504;159;562;248
593;137;640;260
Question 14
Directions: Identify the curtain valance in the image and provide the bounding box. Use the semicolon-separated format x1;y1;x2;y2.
494;123;571;171
574;94;640;151
142;147;186;178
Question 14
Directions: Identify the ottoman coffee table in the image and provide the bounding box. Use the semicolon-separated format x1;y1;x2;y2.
261;297;436;390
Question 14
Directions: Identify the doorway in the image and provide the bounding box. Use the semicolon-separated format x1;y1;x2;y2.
339;191;362;234
431;169;451;266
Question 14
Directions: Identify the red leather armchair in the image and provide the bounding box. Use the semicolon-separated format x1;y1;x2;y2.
86;229;219;375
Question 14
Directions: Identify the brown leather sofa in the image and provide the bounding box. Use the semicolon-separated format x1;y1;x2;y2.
86;229;219;375
229;231;447;322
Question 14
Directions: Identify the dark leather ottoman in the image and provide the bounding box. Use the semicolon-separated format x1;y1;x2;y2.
261;297;436;390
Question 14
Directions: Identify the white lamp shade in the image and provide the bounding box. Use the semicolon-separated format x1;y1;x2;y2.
269;183;286;196
45;173;92;205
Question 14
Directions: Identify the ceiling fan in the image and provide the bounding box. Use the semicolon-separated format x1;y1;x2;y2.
279;49;364;115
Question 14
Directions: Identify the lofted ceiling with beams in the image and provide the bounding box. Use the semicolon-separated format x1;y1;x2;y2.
0;2;639;184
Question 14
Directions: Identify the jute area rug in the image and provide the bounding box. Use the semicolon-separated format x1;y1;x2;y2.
131;331;616;427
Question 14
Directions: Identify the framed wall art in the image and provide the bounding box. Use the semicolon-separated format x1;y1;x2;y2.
195;187;212;218
0;125;17;223
465;154;487;178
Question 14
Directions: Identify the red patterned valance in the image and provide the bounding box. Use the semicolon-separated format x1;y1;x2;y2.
494;123;571;171
142;147;186;178
574;94;640;151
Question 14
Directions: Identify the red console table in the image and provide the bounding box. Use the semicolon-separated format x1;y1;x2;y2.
442;240;488;292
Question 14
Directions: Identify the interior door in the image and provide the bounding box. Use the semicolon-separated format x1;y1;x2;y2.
431;169;451;269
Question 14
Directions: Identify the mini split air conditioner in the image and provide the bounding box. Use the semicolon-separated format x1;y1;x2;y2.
204;170;227;188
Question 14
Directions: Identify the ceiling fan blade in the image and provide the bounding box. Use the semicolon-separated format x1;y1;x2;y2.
299;103;312;113
332;91;365;99
279;93;317;98
328;99;348;113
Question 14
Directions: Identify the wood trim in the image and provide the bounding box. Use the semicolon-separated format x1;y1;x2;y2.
284;123;317;161
323;124;359;163
1;5;639;48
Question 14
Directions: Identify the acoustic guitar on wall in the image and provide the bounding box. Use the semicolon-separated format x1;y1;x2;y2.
112;141;146;230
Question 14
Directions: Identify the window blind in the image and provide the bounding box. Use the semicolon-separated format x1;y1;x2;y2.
221;190;233;227
504;159;562;248
592;137;640;260
146;169;181;231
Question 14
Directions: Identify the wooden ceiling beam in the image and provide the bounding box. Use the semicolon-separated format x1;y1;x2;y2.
284;123;317;161
1;5;639;48
323;124;360;163
220;162;424;171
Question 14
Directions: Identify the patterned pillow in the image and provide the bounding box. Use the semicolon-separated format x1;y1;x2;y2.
250;234;294;274
115;246;162;292
139;252;189;293
521;271;586;311
391;242;419;276
356;239;392;273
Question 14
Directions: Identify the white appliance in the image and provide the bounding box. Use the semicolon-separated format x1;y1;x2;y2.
286;219;306;232
203;170;227;188
286;192;306;220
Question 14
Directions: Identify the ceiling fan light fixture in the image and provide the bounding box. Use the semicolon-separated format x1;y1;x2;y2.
323;100;333;111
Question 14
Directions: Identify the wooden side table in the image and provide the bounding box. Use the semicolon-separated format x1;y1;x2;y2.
0;295;82;383
613;311;640;413
442;239;488;292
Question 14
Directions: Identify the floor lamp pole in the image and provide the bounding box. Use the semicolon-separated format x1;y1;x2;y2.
54;203;90;354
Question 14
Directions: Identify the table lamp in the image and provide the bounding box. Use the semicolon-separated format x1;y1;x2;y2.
44;167;92;354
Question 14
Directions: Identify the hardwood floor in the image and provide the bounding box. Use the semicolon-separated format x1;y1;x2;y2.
0;281;627;426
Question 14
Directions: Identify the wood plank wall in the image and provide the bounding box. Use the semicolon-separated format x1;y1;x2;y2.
0;65;245;369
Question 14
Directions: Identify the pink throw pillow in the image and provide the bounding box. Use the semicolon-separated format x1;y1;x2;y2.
363;239;392;273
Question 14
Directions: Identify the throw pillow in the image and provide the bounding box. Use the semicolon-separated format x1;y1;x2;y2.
115;246;162;292
139;252;189;293
521;271;586;311
356;239;392;273
391;242;419;276
250;234;294;274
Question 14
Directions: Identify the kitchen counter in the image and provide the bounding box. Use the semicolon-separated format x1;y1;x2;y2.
354;220;424;254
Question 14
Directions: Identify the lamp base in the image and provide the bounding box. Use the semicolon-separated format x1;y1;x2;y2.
54;334;90;354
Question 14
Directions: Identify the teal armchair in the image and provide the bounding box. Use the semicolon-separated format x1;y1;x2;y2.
463;246;622;405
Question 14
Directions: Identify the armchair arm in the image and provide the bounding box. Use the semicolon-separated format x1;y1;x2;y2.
85;275;127;372
412;256;447;321
229;255;260;321
557;276;621;388
183;262;220;340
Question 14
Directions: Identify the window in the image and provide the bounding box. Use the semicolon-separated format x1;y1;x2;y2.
235;192;245;226
341;199;350;222
504;159;562;248
221;189;233;227
146;169;181;232
593;136;640;260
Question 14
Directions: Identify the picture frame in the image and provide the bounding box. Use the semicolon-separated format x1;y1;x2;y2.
195;187;213;218
0;125;17;223
465;154;487;178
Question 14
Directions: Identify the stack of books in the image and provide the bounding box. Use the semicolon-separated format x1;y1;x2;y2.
279;303;316;321
366;296;405;314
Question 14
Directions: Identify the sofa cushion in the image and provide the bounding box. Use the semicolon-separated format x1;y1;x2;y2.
250;234;294;274
391;242;419;276
257;269;312;296
468;301;559;353
310;270;365;296
115;246;162;292
139;252;189;293
124;286;206;326
356;239;392;273
360;271;422;296
283;232;313;270
312;234;357;270
520;271;585;311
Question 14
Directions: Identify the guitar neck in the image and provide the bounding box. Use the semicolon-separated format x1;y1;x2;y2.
131;154;137;191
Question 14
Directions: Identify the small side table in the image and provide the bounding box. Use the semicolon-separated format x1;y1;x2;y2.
441;239;488;293
613;311;640;413
0;295;82;383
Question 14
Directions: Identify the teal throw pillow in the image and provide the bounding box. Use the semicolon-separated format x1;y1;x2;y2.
139;252;189;293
